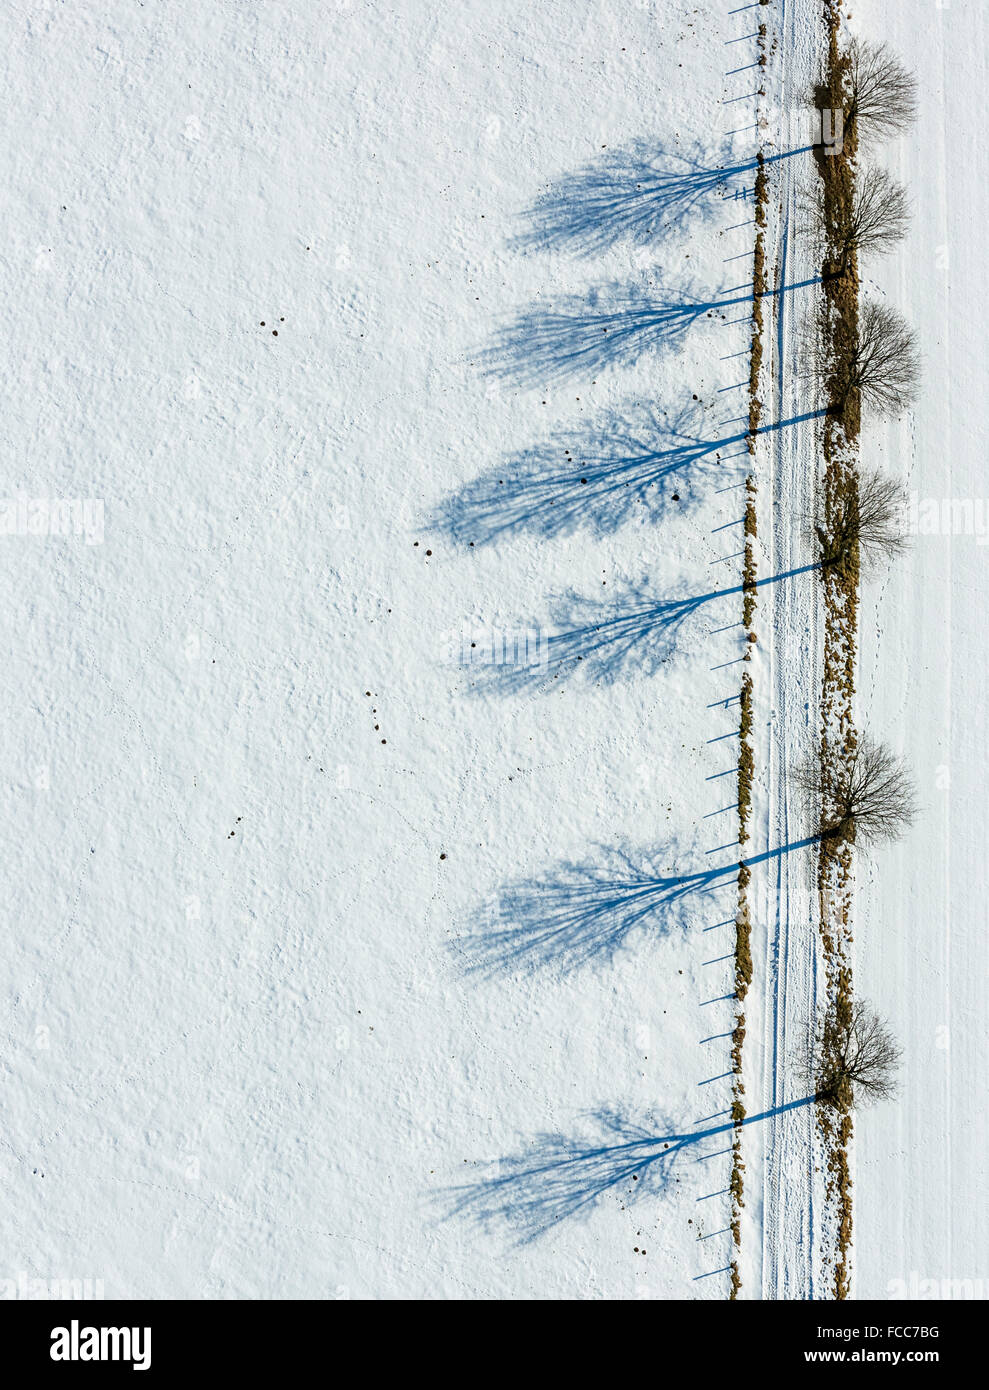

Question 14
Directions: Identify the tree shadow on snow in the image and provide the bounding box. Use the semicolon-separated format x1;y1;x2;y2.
480;282;737;389
480;273;821;390
455;835;821;979
443;1096;816;1244
461;563;819;696
511;141;815;258
434;408;824;546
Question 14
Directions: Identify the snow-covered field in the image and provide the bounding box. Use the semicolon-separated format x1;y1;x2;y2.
1;0;984;1303
853;0;989;1302
0;0;769;1300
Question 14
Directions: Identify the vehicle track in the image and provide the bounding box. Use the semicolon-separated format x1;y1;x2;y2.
758;0;822;1301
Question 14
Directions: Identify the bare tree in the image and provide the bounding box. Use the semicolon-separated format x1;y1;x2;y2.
794;732;917;845
845;39;918;145
813;1000;902;1109
800;300;920;416
852;300;921;415
802;167;909;274
827;166;905;275
847;168;910;262
813;467;909;571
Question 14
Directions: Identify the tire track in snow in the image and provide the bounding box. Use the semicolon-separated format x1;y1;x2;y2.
758;0;821;1301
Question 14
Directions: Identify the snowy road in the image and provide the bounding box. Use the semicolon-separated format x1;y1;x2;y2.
741;0;824;1301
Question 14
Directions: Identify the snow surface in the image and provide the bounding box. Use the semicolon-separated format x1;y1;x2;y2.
3;0;981;1304
853;0;989;1302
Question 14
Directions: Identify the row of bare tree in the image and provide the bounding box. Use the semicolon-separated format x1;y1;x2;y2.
801;40;921;417
799;41;920;1110
803;731;912;1106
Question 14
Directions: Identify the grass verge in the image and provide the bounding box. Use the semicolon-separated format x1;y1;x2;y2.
729;65;771;1293
812;0;859;1300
